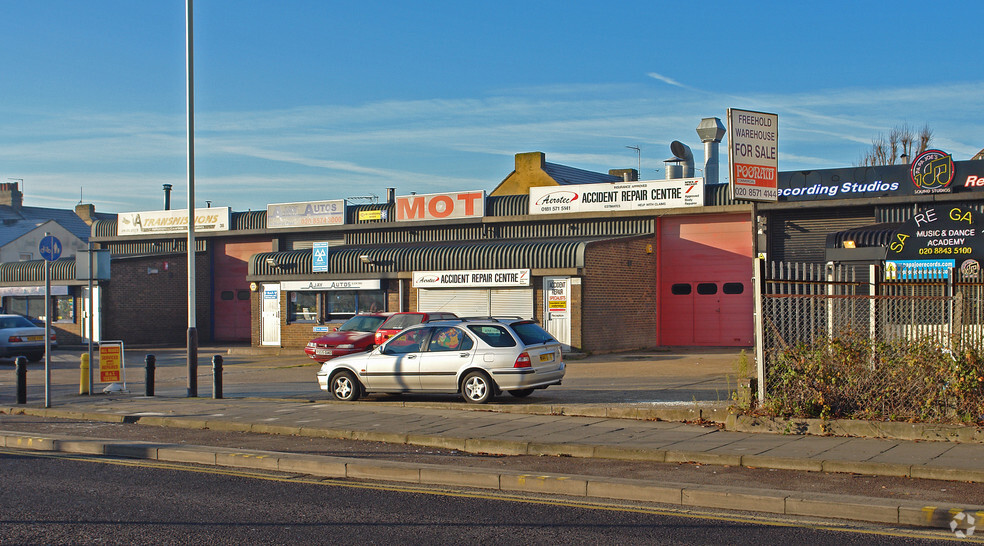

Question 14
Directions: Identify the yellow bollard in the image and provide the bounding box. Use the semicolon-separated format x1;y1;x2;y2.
80;353;90;395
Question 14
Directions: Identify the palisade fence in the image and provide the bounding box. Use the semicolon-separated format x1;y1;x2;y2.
754;260;984;403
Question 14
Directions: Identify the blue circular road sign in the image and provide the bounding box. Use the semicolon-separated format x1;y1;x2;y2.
39;235;62;261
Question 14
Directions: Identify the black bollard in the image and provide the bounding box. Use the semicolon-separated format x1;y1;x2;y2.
15;356;27;404
212;355;223;399
145;354;156;397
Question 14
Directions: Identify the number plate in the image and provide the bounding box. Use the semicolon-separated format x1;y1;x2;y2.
539;352;554;363
27;335;43;341
315;349;333;356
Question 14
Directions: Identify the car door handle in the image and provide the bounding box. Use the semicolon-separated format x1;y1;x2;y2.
459;352;470;358
407;354;417;359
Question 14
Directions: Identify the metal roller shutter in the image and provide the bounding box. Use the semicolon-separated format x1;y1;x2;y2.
490;288;534;319
418;289;490;317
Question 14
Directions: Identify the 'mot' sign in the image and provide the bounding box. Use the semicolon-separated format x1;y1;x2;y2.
396;190;485;222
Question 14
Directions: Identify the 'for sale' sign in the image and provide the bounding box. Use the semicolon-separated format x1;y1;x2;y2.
728;108;778;202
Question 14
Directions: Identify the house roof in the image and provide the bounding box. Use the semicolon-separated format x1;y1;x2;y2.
543;162;622;186
0;205;114;246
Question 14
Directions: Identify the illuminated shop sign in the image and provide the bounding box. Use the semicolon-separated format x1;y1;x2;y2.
778;154;984;202
412;269;530;288
118;207;230;235
529;179;703;215
267;200;346;228
396;190;485;222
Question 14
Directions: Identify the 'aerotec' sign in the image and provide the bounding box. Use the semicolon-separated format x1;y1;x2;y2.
529;179;703;215
412;269;530;288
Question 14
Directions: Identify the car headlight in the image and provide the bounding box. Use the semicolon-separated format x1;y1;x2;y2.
336;344;355;349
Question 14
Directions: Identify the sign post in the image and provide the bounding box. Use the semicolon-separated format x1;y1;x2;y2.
727;108;778;202
39;233;61;408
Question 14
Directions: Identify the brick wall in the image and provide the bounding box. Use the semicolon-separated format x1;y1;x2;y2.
580;236;658;353
102;254;211;345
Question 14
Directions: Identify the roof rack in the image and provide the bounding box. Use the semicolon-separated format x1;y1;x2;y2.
452;316;527;323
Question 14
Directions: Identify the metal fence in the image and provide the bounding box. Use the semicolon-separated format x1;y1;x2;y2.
754;260;984;402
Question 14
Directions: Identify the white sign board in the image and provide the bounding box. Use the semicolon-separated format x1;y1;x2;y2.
412;269;531;288
267;200;346;228
728;108;778;202
280;279;381;291
396;190;485;222
529;179;703;215
118;207;231;235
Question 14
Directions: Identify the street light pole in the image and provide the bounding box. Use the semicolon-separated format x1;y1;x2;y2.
186;0;198;397
625;146;641;180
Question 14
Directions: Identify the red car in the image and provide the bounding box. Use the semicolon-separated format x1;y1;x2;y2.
304;313;392;363
373;311;458;346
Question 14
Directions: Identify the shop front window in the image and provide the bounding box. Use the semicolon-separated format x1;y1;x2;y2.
288;292;318;323
2;295;74;322
324;290;385;319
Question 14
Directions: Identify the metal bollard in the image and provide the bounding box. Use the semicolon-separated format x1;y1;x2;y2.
15;356;27;404
212;355;223;399
145;354;156;397
80;354;90;395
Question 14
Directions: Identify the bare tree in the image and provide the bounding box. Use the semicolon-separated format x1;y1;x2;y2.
858;123;933;166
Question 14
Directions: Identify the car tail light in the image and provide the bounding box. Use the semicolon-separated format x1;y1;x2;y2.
9;336;22;342
514;352;531;368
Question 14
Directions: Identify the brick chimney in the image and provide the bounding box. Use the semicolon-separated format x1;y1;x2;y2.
0;182;23;211
75;203;97;225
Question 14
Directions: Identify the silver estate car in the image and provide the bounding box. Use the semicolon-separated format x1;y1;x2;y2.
317;317;565;404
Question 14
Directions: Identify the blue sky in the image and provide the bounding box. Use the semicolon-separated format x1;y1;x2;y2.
1;1;982;213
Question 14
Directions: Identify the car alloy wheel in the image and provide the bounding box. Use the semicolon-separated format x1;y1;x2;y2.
330;371;360;402
462;371;493;404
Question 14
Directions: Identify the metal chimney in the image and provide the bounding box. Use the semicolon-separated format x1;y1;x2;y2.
696;117;726;184
386;187;396;204
163;184;173;210
667;141;694;179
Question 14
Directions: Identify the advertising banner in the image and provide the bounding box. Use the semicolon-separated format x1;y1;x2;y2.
412;269;531;288
267;200;345;228
280;279;381;291
778;155;984;202
529;179;702;215
885;204;982;278
118;207;230;236
728;108;779;202
396;190;485;222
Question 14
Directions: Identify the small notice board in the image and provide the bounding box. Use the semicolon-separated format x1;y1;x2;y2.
99;340;126;385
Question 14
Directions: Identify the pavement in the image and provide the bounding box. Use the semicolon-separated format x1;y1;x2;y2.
2;345;983;532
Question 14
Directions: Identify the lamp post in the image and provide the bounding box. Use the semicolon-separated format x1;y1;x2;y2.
186;0;198;397
625;146;641;179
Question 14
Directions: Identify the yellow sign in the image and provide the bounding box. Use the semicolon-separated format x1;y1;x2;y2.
358;210;383;221
99;341;124;383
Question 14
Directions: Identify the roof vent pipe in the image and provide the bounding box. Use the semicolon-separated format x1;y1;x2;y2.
667;141;694;179
386;187;395;204
163;184;173;210
696;117;726;184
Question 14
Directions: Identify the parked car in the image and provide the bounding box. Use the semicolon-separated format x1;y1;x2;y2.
0;313;54;362
304;313;392;363
373;311;458;346
317;317;565;404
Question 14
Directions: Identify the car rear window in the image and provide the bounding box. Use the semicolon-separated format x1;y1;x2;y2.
338;315;386;332
510;321;556;345
379;314;423;330
467;325;517;348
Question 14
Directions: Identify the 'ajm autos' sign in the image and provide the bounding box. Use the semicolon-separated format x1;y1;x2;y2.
728;108;778;202
267;200;345;228
118;207;230;236
412;269;530;288
529;179;703;215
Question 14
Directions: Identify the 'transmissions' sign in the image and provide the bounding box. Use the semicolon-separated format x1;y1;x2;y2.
728;108;778;202
529;179;703;215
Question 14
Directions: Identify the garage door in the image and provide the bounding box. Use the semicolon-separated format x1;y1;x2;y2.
418;288;533;319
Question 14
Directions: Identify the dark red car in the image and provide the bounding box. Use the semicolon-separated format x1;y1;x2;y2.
373;311;458;346
304;313;392;363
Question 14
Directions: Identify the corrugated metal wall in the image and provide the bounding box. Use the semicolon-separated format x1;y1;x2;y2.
768;206;876;264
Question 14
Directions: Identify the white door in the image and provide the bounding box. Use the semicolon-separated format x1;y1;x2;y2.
490;288;533;319
81;286;102;343
543;276;571;350
261;284;281;346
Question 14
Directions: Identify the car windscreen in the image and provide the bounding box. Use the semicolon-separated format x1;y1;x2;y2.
338;315;386;333
510;321;556;345
379;314;423;330
467;325;517;348
0;316;37;329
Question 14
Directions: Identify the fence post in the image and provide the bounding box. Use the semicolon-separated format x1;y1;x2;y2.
753;257;766;405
